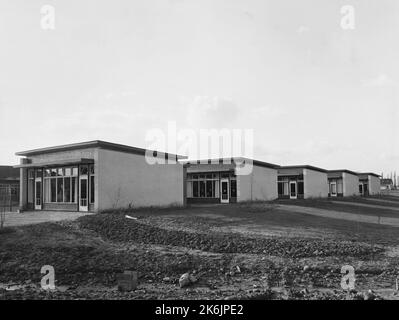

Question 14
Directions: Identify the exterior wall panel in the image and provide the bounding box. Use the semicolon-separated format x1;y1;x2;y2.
303;169;328;198
343;172;359;196
97;149;184;210
237;165;278;202
368;175;381;195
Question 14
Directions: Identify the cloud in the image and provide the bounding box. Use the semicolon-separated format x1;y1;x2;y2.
183;95;239;128
296;25;310;34
363;74;397;88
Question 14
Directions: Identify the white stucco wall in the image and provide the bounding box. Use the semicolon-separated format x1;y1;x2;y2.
237;165;278;201
368;175;381;195
97;149;184;210
303;169;328;198
343;172;359;197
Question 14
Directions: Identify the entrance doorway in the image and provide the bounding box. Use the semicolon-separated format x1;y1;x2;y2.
34;178;42;210
79;166;89;211
330;182;337;197
289;181;297;199
220;179;229;203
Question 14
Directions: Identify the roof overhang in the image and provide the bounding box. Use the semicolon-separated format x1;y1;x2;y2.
279;165;327;173
183;157;279;169
357;172;381;178
15;140;187;160
13;158;94;169
328;169;358;176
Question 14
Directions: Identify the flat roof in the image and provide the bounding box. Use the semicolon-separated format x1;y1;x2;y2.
327;169;358;176
279;165;327;173
357;172;381;178
183;157;280;169
15;140;187;159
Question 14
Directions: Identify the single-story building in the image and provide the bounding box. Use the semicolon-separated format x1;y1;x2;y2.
327;169;360;197
277;165;328;199
14;140;186;212
357;173;381;196
184;157;279;204
380;178;394;190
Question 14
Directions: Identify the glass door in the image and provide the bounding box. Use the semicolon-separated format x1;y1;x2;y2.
220;178;229;203
79;165;88;211
289;181;297;199
330;182;337;197
35;179;42;210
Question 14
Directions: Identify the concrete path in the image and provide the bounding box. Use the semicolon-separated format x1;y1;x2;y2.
277;204;399;227
2;211;93;227
363;198;399;205
330;200;399;212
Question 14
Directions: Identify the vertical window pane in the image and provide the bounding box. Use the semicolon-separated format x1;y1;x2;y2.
278;182;283;195
90;176;95;203
231;180;237;198
214;180;219;197
64;178;71;202
71;177;76;203
80;179;87;200
57;178;63;202
283;182;289;195
187;181;192;197
44;179;50;202
206;181;213;197
51;179;56;202
193;181;199;197
199;181;205;197
72;167;78;176
298;182;304;195
65;168;71;176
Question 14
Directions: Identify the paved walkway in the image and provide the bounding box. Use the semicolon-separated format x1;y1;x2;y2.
330;200;399;211
363;198;399;205
277;204;399;227
2;211;93;227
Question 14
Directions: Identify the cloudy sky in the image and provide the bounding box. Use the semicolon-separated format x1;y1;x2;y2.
0;0;398;175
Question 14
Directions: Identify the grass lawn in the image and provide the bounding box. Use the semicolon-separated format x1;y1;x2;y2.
274;198;399;219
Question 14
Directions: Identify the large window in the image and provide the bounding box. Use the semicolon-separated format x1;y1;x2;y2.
278;176;304;196
277;177;289;196
187;173;221;198
44;167;78;203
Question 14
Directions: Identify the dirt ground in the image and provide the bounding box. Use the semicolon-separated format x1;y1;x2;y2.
1;196;399;300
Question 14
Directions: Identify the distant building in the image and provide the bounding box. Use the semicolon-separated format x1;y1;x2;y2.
380;178;394;190
357;173;381;196
277;165;328;199
327;170;359;197
185;158;279;204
